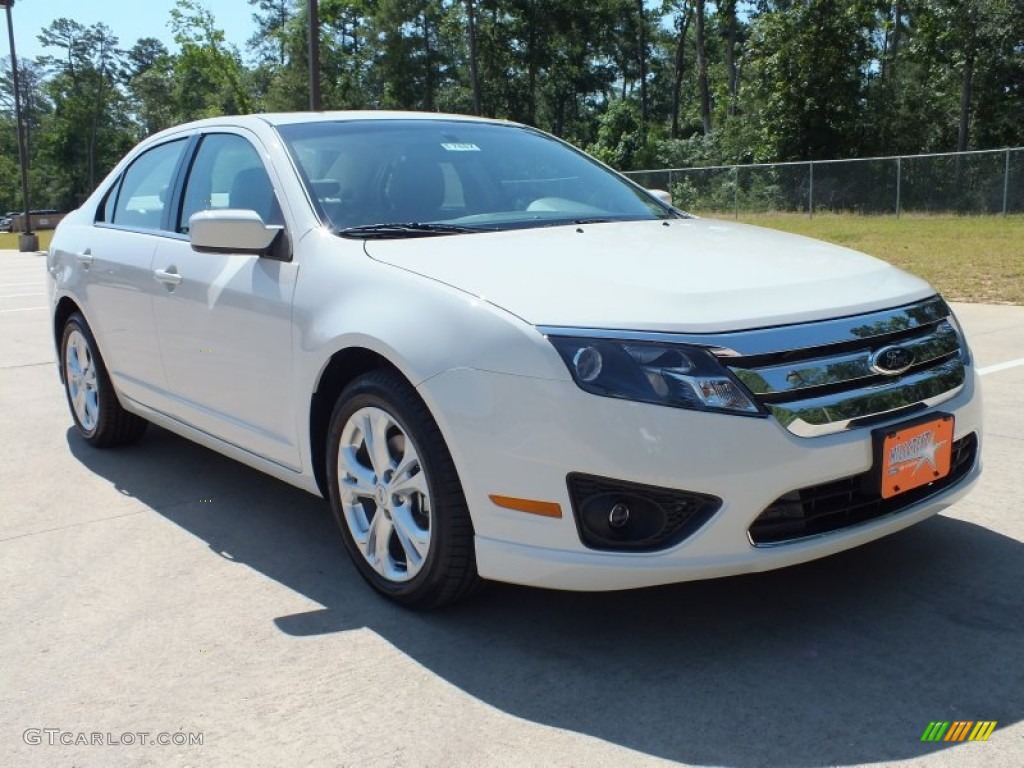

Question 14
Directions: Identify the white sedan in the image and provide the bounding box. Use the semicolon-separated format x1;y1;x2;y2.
46;112;982;607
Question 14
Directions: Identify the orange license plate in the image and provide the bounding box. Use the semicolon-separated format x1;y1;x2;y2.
880;416;954;499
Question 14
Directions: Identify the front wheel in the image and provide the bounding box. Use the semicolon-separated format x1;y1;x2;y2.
326;370;479;608
61;313;147;447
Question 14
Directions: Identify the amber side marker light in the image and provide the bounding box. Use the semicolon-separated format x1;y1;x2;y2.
489;495;563;518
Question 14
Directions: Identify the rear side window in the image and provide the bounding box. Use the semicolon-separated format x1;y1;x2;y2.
110;139;188;230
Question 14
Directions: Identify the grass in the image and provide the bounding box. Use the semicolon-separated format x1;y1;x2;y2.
705;212;1024;305
0;230;54;251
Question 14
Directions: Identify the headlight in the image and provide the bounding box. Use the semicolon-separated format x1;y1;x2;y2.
547;336;762;415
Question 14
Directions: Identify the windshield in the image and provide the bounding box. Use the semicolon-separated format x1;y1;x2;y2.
275;119;675;235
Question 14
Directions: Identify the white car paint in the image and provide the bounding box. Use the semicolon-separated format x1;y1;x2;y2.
46;111;982;594
366;218;934;332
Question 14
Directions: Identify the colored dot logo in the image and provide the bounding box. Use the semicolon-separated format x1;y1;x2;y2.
921;721;997;742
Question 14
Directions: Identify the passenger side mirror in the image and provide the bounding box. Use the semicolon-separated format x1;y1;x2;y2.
646;189;673;207
189;209;284;257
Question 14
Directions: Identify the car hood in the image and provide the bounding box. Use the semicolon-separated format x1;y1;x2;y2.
364;218;935;333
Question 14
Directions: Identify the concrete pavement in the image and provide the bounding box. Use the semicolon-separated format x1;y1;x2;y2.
1;249;1021;767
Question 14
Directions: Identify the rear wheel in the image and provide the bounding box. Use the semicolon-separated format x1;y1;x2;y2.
326;369;479;608
61;313;147;447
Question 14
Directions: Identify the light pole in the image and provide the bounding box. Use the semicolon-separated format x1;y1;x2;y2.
1;0;37;252
307;0;321;110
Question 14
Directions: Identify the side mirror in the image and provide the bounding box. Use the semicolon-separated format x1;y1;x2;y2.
647;188;673;207
189;209;283;256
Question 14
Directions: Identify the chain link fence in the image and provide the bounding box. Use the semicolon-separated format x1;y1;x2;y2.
624;147;1024;216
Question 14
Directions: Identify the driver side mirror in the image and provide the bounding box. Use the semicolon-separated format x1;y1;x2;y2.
189;209;286;258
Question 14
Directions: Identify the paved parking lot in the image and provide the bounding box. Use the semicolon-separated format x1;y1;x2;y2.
1;248;1022;767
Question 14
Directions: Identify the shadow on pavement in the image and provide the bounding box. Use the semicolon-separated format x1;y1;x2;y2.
68;425;1023;767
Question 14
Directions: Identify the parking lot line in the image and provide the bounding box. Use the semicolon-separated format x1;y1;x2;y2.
978;357;1024;376
0;306;47;313
0;292;45;298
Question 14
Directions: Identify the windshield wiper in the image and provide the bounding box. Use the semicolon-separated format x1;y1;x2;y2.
338;222;493;239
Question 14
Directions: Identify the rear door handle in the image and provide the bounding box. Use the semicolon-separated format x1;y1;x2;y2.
75;249;93;268
153;267;182;286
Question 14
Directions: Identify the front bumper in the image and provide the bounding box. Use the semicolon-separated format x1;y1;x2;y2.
417;367;982;591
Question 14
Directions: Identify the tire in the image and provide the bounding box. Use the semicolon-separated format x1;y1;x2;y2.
326;369;480;609
61;312;147;447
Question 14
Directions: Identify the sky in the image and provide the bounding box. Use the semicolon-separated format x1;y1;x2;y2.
6;0;258;61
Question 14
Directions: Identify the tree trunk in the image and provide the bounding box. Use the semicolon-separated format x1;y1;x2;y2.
670;5;692;139
882;1;903;82
466;0;482;115
278;1;287;67
423;13;434;111
694;0;712;135
527;21;537;125
87;115;97;192
637;0;647;141
954;5;978;196
956;6;977;154
891;1;903;66
957;52;974;154
88;66;106;192
721;0;739;115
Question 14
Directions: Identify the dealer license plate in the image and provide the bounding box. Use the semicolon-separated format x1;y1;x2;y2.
879;416;955;499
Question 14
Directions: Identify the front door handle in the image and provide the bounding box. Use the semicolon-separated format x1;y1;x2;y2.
153;267;182;286
75;249;93;268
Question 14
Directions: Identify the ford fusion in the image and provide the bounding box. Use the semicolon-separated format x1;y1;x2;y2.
46;112;982;607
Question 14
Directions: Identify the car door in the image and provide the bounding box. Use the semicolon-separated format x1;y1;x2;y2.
74;137;191;406
150;130;300;469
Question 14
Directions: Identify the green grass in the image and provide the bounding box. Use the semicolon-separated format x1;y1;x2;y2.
0;230;54;251
707;213;1024;305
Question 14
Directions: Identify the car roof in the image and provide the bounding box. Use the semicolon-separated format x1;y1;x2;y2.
261;110;516;127
152;110;519;137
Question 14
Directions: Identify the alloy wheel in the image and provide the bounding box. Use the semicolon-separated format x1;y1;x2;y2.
336;406;432;582
64;329;100;432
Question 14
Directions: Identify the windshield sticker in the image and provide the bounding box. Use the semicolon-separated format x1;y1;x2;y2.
441;143;481;152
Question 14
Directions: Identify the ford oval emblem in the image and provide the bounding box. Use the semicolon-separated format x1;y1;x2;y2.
870;344;916;375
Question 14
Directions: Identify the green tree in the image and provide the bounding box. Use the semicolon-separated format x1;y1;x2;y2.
745;1;875;160
249;0;295;66
124;38;176;137
169;0;254;120
36;20;135;207
0;56;50;161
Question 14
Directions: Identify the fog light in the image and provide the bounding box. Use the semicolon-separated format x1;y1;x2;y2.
608;502;630;528
568;473;723;552
572;346;603;382
606;505;630;528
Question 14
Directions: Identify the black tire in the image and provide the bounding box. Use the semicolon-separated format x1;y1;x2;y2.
326;369;480;609
60;312;147;447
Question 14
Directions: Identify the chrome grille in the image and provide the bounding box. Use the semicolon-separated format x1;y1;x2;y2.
720;297;968;436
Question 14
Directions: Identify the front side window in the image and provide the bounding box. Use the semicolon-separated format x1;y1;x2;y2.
110;139;188;230
275;120;674;235
178;133;283;234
